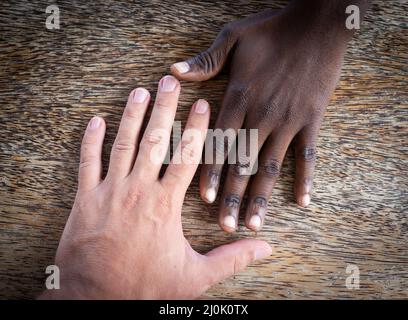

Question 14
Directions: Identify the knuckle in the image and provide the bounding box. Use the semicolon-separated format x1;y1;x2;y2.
79;160;94;170
81;137;97;150
79;154;97;169
163;168;180;185
154;98;171;110
123;187;144;211
143;130;167;147
249;105;275;125
253;196;268;208
231;161;251;179
113;139;135;153
181;141;197;163
193;50;216;74
123;108;140;120
225;84;250;114
221;23;234;36
281;105;297;124
300;146;317;162
224;193;241;208
232;250;253;274
262;159;281;177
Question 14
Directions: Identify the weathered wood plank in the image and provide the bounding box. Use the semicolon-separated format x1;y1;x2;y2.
0;0;407;299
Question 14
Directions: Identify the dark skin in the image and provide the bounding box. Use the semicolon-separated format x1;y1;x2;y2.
171;0;369;232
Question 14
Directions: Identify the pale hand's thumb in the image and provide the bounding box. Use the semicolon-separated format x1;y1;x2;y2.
202;238;272;286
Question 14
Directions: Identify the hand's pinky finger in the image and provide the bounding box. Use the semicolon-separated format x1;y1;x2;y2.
162;99;210;196
78;116;106;191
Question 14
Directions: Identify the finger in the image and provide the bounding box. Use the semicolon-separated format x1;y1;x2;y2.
294;123;320;207
245;130;294;231
132;75;180;180
162;99;210;196
199;84;248;204
171;24;237;81
107;88;150;179
78;116;106;191
218;128;263;233
202;239;272;287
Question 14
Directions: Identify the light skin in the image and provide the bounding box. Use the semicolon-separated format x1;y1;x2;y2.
171;0;369;233
39;75;271;300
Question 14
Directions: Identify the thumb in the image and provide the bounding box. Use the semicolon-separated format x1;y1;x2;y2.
203;238;272;286
171;25;237;82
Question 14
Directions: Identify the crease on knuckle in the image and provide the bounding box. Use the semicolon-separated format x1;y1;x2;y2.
300;147;316;162
143;130;166;147
81;138;97;151
124;106;141;119
232;250;253;274
79;154;97;169
231;161;251;180
114;139;135;152
224;194;241;208
193;50;216;74
253;196;268;208
181;140;197;163
262;159;281;177
154;99;171;110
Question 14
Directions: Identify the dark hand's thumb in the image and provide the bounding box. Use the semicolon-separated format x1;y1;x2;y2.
171;25;237;81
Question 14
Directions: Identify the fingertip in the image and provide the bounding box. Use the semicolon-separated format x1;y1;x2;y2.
129;87;150;104
172;61;190;75
194;99;210;114
170;63;208;82
87;116;105;131
202;187;216;203
297;193;311;207
253;240;272;261
220;215;236;233
200;166;220;204
247;214;262;232
159;74;180;92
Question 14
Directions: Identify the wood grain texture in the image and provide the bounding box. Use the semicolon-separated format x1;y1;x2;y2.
0;0;407;299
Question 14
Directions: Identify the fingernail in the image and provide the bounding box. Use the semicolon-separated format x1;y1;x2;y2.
133;88;148;103
195;99;209;114
249;214;262;231
254;245;272;261
204;188;216;203
173;61;190;74
300;194;311;207
89;117;101;129
223;215;236;230
161;75;177;92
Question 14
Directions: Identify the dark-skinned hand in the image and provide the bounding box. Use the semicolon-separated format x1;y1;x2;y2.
171;0;368;232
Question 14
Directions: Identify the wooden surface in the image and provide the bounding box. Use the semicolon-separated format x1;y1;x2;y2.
0;0;407;299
